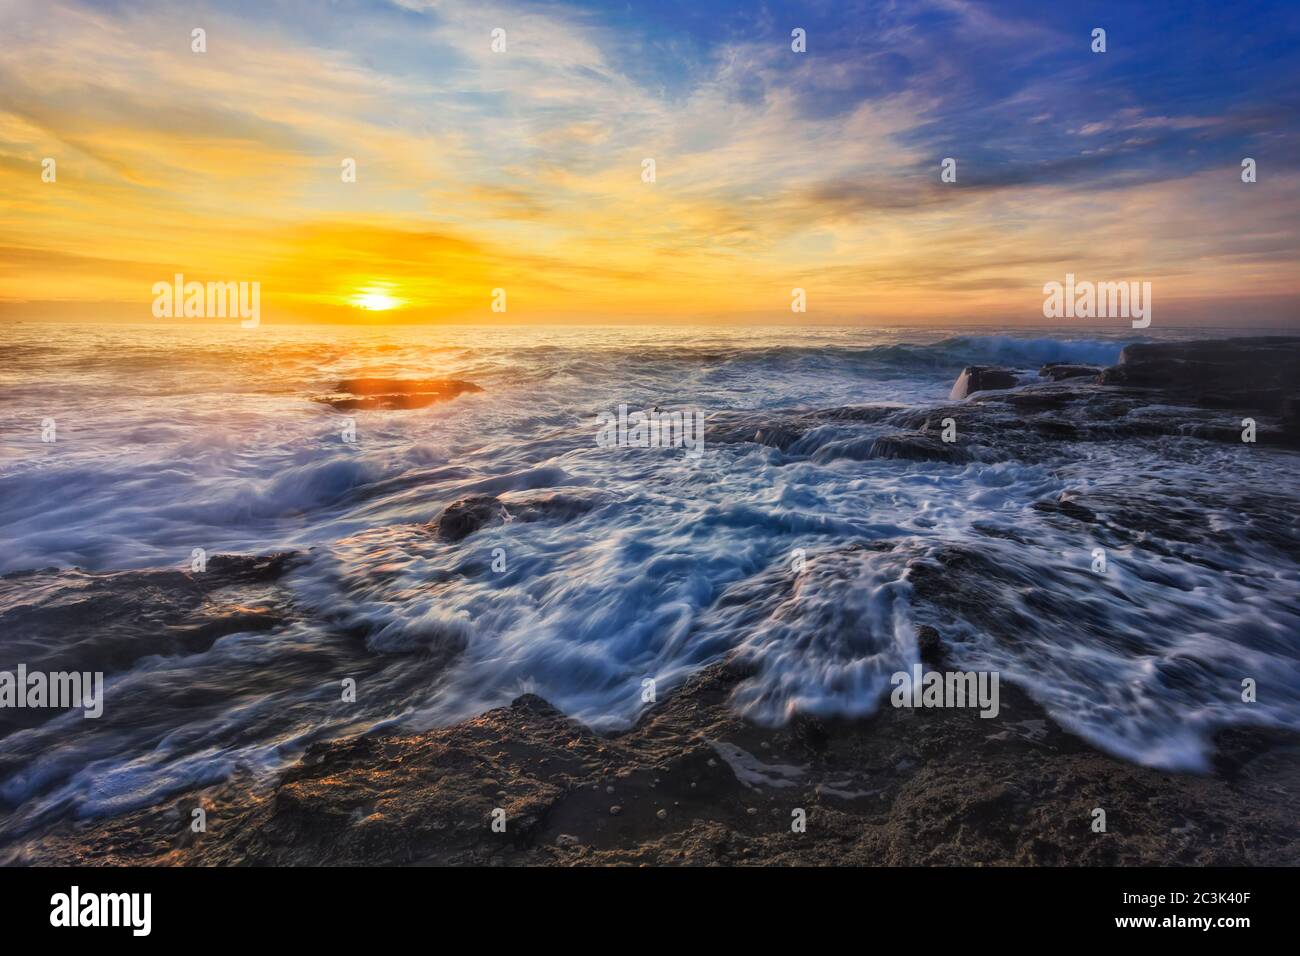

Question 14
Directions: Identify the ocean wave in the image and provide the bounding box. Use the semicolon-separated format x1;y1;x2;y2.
0;320;1296;840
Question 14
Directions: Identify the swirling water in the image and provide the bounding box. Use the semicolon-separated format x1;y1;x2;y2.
0;321;1297;842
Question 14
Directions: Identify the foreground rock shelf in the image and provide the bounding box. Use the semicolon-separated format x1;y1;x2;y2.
17;659;1299;866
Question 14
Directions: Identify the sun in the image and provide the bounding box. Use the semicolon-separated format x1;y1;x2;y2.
349;285;403;312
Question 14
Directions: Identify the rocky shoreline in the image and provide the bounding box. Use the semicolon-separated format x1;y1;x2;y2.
16;655;1300;866
12;650;1300;868
5;337;1299;866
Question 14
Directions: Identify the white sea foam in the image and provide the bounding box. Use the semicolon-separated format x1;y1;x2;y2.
0;323;1295;837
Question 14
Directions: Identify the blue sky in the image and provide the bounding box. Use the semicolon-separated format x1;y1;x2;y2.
3;0;1298;323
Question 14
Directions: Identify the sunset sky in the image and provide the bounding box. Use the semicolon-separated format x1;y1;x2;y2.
2;0;1299;325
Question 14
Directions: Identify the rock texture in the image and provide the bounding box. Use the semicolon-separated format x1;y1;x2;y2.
949;366;1020;400
708;336;1300;463
0;553;296;738
17;657;1298;866
430;492;608;542
315;378;482;411
1039;363;1101;382
1099;337;1300;414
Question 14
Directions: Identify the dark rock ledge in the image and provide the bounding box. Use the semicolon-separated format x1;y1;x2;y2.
1100;337;1300;418
709;337;1300;463
957;337;1298;410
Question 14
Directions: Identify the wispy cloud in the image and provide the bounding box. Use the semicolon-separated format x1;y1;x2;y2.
1;0;1297;323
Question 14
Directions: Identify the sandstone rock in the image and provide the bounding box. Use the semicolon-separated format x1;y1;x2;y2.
18;583;1300;866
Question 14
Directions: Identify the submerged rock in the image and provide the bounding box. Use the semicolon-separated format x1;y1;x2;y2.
315;378;482;411
1032;495;1097;523
0;553;297;737
866;432;971;464
706;406;901;453
432;495;503;542
0;554;296;678
430;491;606;542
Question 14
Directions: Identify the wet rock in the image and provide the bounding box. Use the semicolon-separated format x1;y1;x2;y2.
707;411;806;451
1039;363;1100;382
20;635;1300;866
867;432;972;464
916;625;944;667
711;379;1279;466
14;338;1300;868
751;426;801;449
789;714;829;754
681;339;1295;467
0;552;303;762
430;492;605;542
315;378;482;411
1030;419;1080;440
1099;337;1300;413
1032;496;1097;523
707;406;899;453
0;552;297;709
432;496;503;542
949;366;1019;400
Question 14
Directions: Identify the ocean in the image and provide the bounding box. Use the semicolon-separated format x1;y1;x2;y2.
1;322;1297;845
